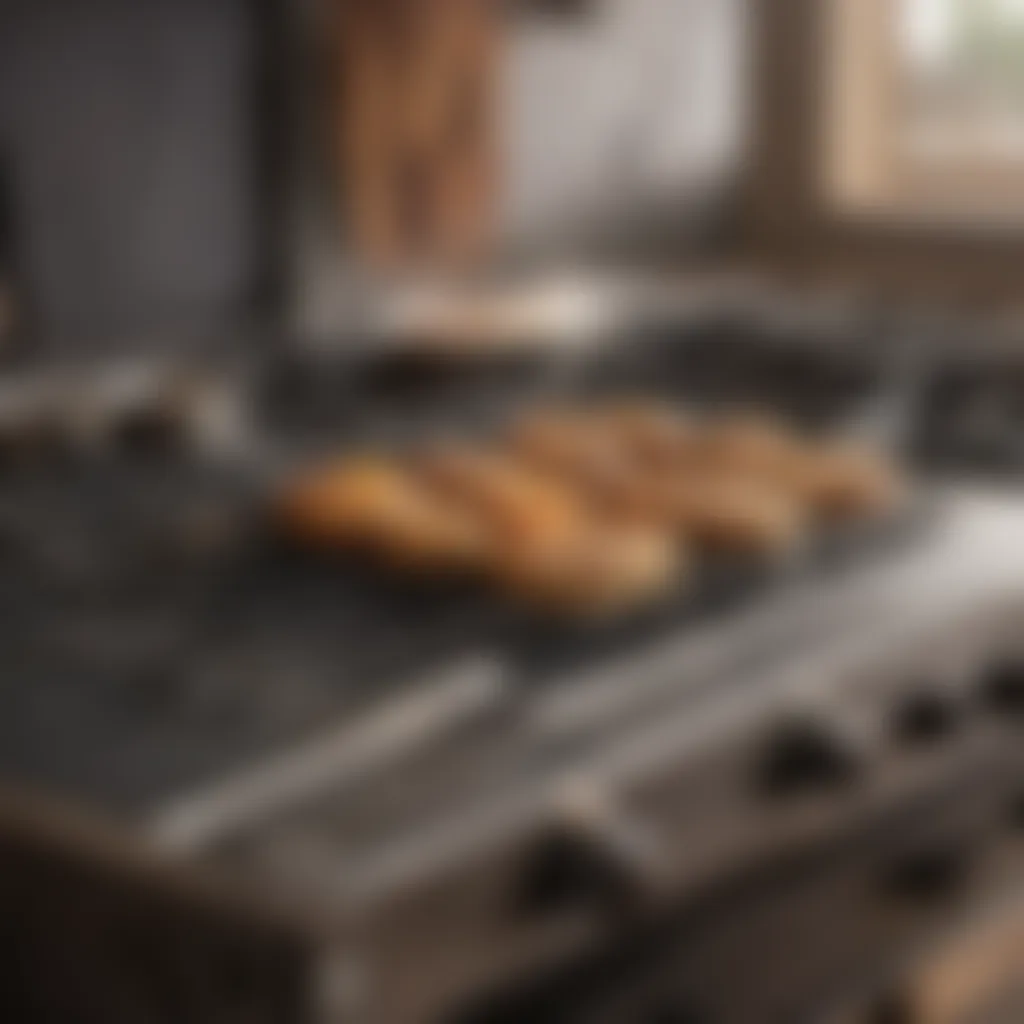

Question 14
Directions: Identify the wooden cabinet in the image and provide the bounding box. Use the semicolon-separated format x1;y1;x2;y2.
333;0;499;271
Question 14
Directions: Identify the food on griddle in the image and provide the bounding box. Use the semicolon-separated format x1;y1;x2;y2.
796;443;906;522
415;445;582;556
594;400;698;467
491;522;679;618
511;409;621;477
416;445;683;616
276;397;908;620
662;473;805;558
279;448;681;616
696;414;905;523
511;407;806;559
597;405;808;555
510;410;674;534
695;414;796;476
277;456;486;571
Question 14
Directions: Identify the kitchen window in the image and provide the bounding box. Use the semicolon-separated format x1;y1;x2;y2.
825;0;1024;222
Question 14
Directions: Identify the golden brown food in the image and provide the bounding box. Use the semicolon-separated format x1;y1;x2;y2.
275;398;908;620
415;444;683;615
794;444;906;522
662;473;805;559
510;409;622;476
511;408;805;558
692;413;803;478
490;524;680;619
414;445;583;555
509;409;673;527
277;456;486;571
591;400;697;467
694;415;905;523
592;404;806;554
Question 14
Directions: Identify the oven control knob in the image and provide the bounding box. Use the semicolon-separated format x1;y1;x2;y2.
1008;791;1024;833
893;689;960;745
881;841;972;902
757;718;860;797
521;783;665;919
981;659;1024;718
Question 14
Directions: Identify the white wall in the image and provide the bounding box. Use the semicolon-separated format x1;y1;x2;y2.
502;0;747;252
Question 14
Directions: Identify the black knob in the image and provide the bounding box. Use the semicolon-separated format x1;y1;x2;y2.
521;788;663;919
881;842;972;902
113;404;187;453
893;689;960;746
860;989;915;1024
757;718;860;797
1008;792;1024;833
981;659;1024;717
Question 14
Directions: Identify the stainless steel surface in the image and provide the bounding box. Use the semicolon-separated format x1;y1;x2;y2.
152;656;507;852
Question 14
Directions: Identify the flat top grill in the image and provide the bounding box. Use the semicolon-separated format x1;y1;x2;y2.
0;449;924;823
0;317;921;822
0;455;512;814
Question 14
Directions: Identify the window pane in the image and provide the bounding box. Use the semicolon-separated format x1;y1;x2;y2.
897;0;1024;161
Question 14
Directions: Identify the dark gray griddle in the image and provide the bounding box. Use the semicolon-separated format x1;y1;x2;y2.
0;452;511;816
0;317;924;825
0;446;925;831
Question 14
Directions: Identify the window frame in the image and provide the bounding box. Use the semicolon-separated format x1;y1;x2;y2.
745;0;1024;304
825;0;1024;223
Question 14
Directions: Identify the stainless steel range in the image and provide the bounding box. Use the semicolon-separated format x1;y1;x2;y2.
0;314;1023;1024
4;1;1024;1018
